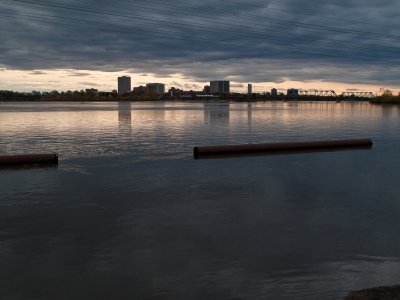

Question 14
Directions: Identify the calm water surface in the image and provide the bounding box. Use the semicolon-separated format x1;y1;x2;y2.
1;101;400;300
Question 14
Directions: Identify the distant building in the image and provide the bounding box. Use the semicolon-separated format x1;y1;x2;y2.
168;87;184;97
287;88;299;97
210;81;230;94
147;83;165;95
271;88;278;96
248;84;253;95
118;76;131;94
85;88;98;94
133;86;147;94
203;85;211;94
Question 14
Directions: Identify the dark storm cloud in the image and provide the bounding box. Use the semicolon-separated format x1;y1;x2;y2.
30;70;47;75
78;81;101;86
68;72;92;77
0;0;400;85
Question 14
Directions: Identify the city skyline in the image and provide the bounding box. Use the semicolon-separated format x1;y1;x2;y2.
1;0;400;93
0;69;397;95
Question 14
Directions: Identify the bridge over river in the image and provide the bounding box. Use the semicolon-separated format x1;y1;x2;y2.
297;90;374;98
281;89;375;100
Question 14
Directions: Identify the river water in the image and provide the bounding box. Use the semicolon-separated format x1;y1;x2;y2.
1;101;400;299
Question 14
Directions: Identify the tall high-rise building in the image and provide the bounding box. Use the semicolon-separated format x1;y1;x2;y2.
118;76;131;94
146;83;165;95
248;84;253;95
210;81;230;94
271;88;278;96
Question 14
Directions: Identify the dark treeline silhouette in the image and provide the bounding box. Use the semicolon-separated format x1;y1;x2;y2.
0;89;161;101
1;89;399;103
370;89;400;104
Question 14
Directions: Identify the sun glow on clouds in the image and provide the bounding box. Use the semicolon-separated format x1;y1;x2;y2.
0;69;208;93
251;81;397;95
0;68;398;95
0;69;183;92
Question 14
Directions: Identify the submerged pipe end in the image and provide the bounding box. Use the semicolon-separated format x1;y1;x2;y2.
193;147;200;159
0;154;59;166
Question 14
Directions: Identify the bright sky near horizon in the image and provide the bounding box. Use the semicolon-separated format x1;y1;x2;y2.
0;0;400;94
0;68;394;95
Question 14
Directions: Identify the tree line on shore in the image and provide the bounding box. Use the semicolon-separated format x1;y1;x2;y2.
370;89;400;104
1;89;400;103
0;89;160;101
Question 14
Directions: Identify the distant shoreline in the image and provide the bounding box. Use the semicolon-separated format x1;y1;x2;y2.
0;98;375;103
1;95;399;104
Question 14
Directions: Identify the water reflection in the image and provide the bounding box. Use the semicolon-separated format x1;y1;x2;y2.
131;102;166;127
117;101;132;133
203;103;230;128
380;105;398;118
247;103;253;132
1;101;400;299
0;164;58;171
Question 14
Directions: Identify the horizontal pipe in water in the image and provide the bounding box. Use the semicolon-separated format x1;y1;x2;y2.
194;139;373;159
0;154;58;165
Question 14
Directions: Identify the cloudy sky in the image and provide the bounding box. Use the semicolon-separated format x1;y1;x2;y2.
1;0;400;93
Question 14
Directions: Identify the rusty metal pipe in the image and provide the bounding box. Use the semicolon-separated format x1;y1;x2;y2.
0;154;58;165
194;139;373;159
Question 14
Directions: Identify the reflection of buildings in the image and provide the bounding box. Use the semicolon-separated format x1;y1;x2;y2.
131;103;166;129
210;81;230;94
247;103;253;131
118;101;132;133
204;103;230;127
118;76;131;94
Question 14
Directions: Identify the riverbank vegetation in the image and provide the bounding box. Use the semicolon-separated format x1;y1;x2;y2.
0;90;160;101
370;89;400;104
2;89;399;103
